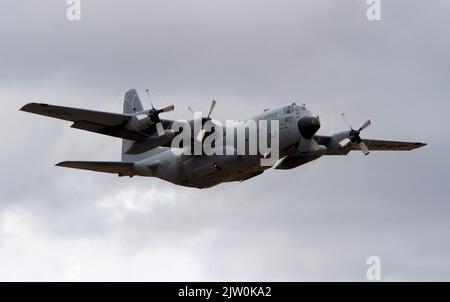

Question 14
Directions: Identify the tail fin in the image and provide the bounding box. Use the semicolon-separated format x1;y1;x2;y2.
121;89;167;162
122;89;143;162
123;89;143;114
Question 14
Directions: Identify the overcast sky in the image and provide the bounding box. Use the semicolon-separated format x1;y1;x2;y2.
1;0;449;281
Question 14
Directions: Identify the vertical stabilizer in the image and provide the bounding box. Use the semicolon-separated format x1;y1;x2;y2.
122;89;143;161
123;89;143;114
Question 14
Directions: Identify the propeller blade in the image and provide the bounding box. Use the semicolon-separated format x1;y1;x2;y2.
341;113;353;130
207;100;216;119
339;138;351;148
160;105;174;113
359;141;370;156
145;89;155;109
359;120;371;132
188;107;195;114
196;129;206;142
156;122;165;136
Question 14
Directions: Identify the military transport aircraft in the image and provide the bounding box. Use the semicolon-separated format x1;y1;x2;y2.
20;89;426;189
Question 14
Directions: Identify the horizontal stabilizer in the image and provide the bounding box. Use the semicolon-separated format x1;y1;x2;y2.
56;161;135;176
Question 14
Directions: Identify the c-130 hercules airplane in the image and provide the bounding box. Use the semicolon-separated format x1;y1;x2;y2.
20;89;426;189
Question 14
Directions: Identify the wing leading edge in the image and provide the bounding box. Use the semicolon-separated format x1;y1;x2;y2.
20;103;140;140
20;102;172;141
314;135;426;154
350;139;426;151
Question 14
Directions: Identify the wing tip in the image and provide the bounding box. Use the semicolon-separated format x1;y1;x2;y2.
55;161;68;167
55;161;77;168
19;103;33;112
414;142;427;149
19;102;48;112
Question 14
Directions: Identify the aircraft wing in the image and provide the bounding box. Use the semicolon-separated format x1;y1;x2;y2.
314;135;426;154
20;102;170;141
349;139;426;151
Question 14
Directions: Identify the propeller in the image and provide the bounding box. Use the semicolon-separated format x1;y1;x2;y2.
207;100;216;119
338;113;371;156
142;89;174;136
188;100;217;142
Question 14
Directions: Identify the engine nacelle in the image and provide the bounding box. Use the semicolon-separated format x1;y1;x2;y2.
275;145;326;170
325;131;352;155
125;130;176;154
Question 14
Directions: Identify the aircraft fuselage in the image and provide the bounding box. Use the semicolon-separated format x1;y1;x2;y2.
133;103;314;188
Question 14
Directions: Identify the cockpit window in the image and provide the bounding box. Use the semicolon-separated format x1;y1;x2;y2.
292;104;305;112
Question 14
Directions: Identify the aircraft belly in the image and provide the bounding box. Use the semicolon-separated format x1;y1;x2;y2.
180;155;263;188
138;150;186;186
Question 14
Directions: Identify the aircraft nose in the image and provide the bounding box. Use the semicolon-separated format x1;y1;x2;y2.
298;116;321;139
